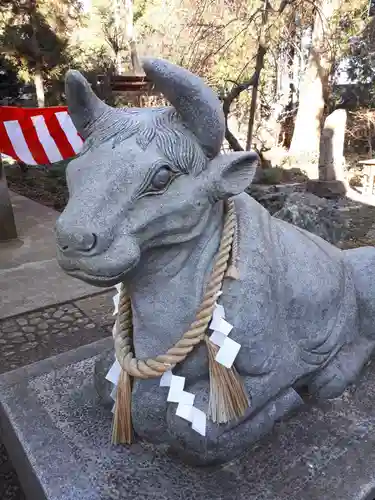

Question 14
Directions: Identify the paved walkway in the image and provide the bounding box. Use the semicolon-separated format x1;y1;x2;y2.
346;185;375;207
0;192;114;499
0;291;114;375
0;191;104;319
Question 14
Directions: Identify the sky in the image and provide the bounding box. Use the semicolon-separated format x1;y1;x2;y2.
80;0;91;13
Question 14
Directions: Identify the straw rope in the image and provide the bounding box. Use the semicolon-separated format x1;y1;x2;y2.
113;198;237;378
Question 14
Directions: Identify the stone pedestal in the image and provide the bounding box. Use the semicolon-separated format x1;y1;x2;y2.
0;159;17;241
306;179;347;199
1;338;375;500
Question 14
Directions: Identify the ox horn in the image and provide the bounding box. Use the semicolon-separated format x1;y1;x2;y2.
142;58;225;159
65;70;112;140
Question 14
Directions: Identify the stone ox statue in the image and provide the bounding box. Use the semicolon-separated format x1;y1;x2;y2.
56;57;375;465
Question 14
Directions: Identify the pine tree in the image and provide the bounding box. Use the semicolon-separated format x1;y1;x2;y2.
0;0;82;106
0;55;22;104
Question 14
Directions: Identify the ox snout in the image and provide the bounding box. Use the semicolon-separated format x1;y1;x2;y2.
55;216;140;287
55;215;107;256
56;225;98;254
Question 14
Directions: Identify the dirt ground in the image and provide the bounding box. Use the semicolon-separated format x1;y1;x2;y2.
5;165;68;212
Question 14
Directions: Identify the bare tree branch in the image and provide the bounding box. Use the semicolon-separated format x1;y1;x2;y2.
278;0;291;14
222;72;258;151
197;8;263;72
246;43;267;149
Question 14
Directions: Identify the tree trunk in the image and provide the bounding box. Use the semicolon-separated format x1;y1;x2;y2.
112;0;124;74
246;0;290;150
246;44;266;150
289;0;341;177
124;0;142;74
129;40;142;75
115;51;123;75
34;65;45;107
29;0;45;107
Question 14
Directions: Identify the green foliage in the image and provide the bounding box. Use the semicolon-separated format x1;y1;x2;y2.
46;158;72;179
0;0;83;104
331;0;375;91
259;167;284;184
1;13;71;105
133;0;147;24
258;166;308;184
0;54;22;103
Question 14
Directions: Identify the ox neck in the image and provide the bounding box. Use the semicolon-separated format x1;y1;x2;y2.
125;201;225;358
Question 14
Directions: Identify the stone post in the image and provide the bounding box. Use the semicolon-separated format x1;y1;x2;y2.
318;109;347;182
0;155;18;241
307;109;348;199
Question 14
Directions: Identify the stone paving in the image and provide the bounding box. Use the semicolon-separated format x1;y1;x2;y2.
0;295;113;375
0;290;114;500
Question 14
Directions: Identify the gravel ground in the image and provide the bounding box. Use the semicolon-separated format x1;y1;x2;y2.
5;165;68;212
0;290;114;500
337;204;375;248
0;444;24;500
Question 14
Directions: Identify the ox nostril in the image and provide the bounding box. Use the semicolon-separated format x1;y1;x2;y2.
73;231;97;252
88;233;97;251
56;225;98;254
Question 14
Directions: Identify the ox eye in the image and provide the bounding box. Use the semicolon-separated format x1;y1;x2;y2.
149;166;174;191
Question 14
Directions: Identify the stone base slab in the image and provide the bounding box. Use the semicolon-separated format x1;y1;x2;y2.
1;338;375;500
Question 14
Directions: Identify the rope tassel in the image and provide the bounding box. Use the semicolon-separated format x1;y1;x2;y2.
112;292;134;445
205;336;249;424
112;368;132;445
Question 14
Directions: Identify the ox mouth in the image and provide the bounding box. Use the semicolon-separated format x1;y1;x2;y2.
65;269;127;287
60;259;139;288
56;237;140;287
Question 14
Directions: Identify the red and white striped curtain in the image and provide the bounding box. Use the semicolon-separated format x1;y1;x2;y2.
0;106;83;165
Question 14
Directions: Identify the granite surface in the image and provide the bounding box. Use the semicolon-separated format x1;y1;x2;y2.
2;340;375;500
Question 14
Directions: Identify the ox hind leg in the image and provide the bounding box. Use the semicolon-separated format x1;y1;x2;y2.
308;246;375;399
307;337;375;399
343;246;375;339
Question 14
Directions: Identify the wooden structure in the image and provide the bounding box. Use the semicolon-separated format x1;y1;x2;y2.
358;159;375;195
110;74;152;93
97;73;157;108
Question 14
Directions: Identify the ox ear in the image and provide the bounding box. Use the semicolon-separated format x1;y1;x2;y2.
207;151;259;199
